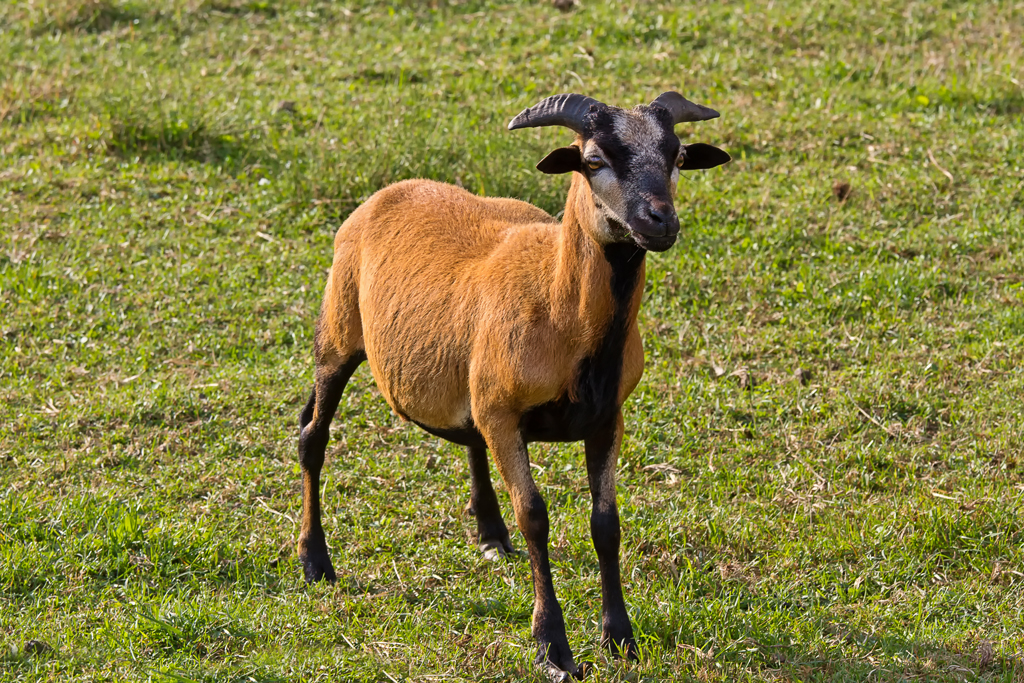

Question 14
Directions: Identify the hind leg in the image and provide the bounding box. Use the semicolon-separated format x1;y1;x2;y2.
466;445;514;560
298;351;366;583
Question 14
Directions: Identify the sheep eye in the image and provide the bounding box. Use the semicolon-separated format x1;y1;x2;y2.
586;157;604;171
675;154;685;169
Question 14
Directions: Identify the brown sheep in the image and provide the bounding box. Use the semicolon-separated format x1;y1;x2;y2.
298;92;730;679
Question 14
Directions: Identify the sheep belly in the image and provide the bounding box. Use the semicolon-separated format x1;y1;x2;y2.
406;372;621;447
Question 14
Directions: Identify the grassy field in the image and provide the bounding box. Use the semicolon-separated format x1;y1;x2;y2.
2;0;1023;680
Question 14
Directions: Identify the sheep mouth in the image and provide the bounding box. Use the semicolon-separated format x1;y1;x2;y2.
625;209;680;253
628;230;677;252
606;215;678;252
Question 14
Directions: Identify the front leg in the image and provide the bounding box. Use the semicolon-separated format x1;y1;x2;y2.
584;411;637;659
477;410;579;679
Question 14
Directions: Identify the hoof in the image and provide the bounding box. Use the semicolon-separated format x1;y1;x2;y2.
536;639;580;681
543;662;576;682
302;559;337;583
481;544;506;562
603;634;638;661
542;661;588;682
479;536;514;561
477;528;515;561
299;545;337;583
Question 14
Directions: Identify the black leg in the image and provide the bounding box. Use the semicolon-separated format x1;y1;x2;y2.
519;487;578;678
480;414;579;679
584;412;636;659
466;445;514;559
297;352;365;583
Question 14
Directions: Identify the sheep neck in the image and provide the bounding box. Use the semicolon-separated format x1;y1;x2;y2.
551;172;645;343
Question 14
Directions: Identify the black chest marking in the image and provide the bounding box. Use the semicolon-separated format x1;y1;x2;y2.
520;242;643;442
411;244;643;448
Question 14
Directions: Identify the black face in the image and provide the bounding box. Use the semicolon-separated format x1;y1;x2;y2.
579;106;684;252
532;102;731;253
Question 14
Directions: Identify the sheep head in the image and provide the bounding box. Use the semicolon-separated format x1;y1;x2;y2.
509;92;730;252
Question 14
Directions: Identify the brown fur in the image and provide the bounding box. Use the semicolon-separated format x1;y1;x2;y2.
318;175;635;425
295;94;731;676
296;90;729;679
300;172;648;676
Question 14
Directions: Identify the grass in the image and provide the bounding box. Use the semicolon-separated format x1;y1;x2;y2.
1;0;1023;680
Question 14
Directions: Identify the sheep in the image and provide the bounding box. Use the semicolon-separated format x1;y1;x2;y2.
297;91;730;679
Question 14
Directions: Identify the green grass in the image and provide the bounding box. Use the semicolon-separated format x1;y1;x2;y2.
2;0;1023;680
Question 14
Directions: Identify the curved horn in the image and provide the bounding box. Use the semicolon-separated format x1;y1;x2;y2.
651;91;720;124
507;93;605;133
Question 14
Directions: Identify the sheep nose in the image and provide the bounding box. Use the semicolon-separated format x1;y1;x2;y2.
647;202;679;236
648;206;671;225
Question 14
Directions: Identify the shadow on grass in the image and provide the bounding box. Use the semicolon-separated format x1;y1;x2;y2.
18;0;282;35
30;0;146;34
107;113;254;167
929;89;1024;117
885;89;1024;117
982;94;1024;116
199;0;279;18
99;91;592;230
0;83;73;127
636;579;1018;680
441;564;1016;679
343;67;427;85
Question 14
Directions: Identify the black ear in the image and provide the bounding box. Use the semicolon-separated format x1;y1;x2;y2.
536;146;582;174
680;143;731;170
